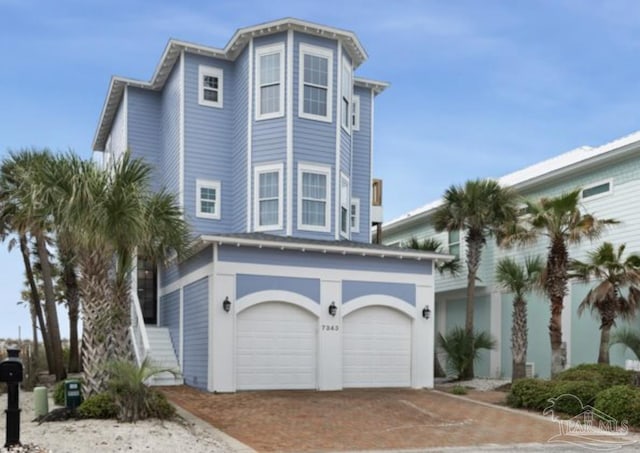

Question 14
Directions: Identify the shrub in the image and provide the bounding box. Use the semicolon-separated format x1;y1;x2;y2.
556;364;634;388
437;327;496;378
53;381;65;406
146;390;176;419
507;378;555;410
594;385;640;427
77;393;118;419
451;385;468;395
549;380;602;416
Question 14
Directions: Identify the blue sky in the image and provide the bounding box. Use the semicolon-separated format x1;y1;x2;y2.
2;0;640;338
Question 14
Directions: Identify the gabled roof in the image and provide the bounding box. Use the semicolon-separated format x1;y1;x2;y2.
384;130;640;233
93;17;387;152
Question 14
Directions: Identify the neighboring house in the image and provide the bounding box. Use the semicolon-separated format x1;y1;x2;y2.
92;18;442;392
382;132;640;379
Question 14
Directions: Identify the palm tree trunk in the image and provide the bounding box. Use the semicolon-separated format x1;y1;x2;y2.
462;230;483;379
598;310;615;364
512;297;528;381
62;258;81;373
19;233;52;373
36;233;66;380
546;237;568;377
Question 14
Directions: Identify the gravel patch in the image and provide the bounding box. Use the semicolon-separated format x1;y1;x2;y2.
0;390;237;453
437;378;511;391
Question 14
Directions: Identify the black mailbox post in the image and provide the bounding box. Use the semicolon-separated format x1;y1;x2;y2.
0;347;23;448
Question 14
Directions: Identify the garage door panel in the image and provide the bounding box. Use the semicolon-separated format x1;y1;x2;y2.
237;302;317;390
343;305;412;388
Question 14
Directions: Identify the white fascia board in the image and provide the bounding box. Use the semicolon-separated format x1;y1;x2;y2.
198;234;453;262
354;76;389;95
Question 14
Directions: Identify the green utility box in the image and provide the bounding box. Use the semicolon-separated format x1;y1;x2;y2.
64;379;83;409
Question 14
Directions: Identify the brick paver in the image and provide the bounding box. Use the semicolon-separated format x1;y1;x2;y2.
161;386;564;452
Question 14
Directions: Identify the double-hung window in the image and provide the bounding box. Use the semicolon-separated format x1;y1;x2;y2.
341;57;352;132
254;164;283;231
448;230;461;260
198;66;223;108
352;95;360;131
350;198;360;233
256;44;285;120
299;44;333;122
196;180;221;219
298;163;331;232
340;173;350;236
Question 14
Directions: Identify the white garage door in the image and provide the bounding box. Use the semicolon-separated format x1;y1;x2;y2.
343;306;412;388
236;302;317;390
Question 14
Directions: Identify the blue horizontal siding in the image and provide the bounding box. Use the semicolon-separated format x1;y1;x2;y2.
160;64;181;198
236;274;320;303
351;86;372;243
342;280;415;306
160;246;212;288
233;47;249;232
183;277;209;390
127;87;162;192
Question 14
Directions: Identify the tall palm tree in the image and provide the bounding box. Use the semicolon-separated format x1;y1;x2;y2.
404;237;461;277
495;256;543;380
50;152;190;396
433;179;519;378
569;242;640;364
501;189;617;376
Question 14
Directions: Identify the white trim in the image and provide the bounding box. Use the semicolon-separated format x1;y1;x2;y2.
334;45;342;239
286;31;294;236
255;43;285;120
236;290;321;317
179;52;185;210
179;288;184;370
122;87;128;160
340;55;353;133
246;40;254;232
207;247;216;390
352;94;360;131
254;163;284;232
351;198;360;233
581;178;613;200
298;162;332;232
195;179;221;219
298;43;334;123
368;90;374;241
159;265;212;297
198;65;223;108
341;295;416;318
340;172;350;238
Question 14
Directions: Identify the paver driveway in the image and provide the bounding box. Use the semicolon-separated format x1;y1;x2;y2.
162;386;564;452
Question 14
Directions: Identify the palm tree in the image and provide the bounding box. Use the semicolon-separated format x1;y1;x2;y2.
433;179;519;378
50;152;190;396
495;256;543;380
404;237;461;277
501;189;617;376
569;242;640;364
611;328;640;360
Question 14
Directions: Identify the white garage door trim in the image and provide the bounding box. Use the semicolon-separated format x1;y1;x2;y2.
343;305;412;388
236;301;318;390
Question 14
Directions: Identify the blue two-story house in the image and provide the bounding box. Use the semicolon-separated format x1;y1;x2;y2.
92;18;444;392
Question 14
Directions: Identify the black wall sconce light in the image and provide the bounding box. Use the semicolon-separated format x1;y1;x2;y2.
328;302;337;316
222;296;231;313
422;305;431;320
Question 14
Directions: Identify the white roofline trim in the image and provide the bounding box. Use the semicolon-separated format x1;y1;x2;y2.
354;76;389;95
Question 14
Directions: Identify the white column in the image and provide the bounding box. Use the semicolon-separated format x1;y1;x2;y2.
489;291;502;378
413;284;434;388
318;279;342;390
179;288;184;370
210;272;236;392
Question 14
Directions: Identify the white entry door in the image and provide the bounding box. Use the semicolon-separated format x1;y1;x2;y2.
343;305;412;388
236;302;317;390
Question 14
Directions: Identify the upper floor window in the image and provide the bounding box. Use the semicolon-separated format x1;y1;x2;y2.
196;179;221;219
448;229;460;260
341;57;352;132
340;173;350;236
256;44;285;120
198;66;223;108
352;95;360;131
581;180;612;200
351;198;360;233
254;164;283;231
298;163;331;232
299;44;333;123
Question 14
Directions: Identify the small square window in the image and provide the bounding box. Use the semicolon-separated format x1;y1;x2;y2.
196;180;221;219
582;181;611;199
198;66;223;108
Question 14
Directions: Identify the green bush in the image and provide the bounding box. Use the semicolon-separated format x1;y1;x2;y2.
507;378;555;410
53;381;65;406
451;385;468;395
594;385;640;427
556;364;634;388
437;327;496;378
146;390;176;419
549;380;602;416
77;393;118;419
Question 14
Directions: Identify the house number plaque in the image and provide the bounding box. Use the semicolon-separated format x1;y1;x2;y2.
322;325;339;331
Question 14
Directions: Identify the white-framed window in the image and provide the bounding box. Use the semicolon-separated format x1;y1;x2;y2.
198;66;223;108
351;198;360;233
196;179;221;219
299;43;333;123
352;95;360;131
581;180;612;200
340;173;350;236
255;43;285;120
254;164;283;231
298;163;331;232
341;56;352;132
448;230;461;259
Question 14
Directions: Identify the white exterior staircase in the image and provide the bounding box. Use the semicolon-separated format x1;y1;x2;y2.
145;326;183;386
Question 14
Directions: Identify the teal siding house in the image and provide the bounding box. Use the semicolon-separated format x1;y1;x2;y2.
92;18;443;392
383;133;640;379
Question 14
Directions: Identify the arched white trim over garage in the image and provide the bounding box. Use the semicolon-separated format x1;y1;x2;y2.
236;290;321;317
341;294;416;318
